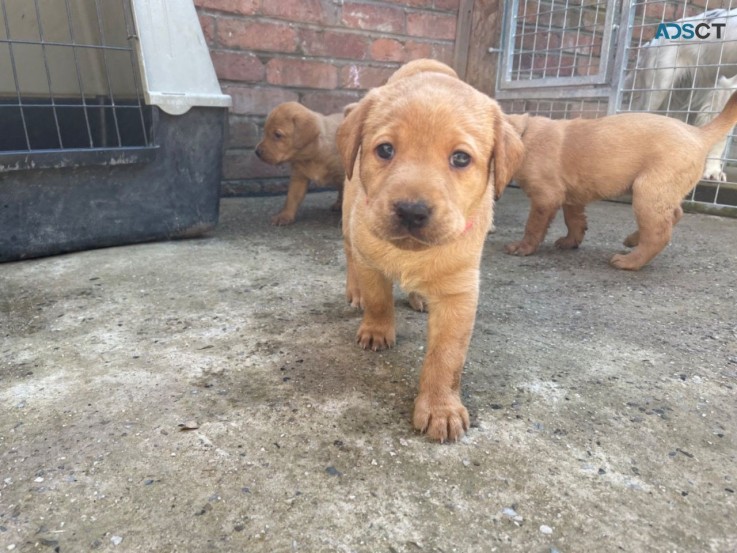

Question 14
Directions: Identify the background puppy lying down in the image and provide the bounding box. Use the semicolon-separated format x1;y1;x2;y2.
338;59;523;442
255;102;345;226
504;90;737;270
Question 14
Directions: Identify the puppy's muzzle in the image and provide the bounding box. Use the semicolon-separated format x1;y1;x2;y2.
254;146;264;159
394;201;431;230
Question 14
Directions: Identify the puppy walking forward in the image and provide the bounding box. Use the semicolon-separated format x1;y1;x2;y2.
505;90;737;270
338;60;523;441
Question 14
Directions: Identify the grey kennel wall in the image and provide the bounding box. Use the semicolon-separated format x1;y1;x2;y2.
496;0;737;217
0;0;231;262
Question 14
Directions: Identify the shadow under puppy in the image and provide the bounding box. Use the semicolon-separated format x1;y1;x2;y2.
337;59;523;442
255;102;346;225
504;90;737;270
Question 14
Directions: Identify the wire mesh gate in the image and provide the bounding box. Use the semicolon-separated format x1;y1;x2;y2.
0;0;154;171
496;0;737;215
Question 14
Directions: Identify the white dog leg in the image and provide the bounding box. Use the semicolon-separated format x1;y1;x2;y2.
697;77;737;180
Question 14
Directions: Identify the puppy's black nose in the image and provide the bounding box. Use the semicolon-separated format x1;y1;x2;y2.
255;147;263;159
394;201;431;229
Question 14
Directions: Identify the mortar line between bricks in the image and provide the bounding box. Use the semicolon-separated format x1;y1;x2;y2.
205;14;458;44
210;47;454;60
195;5;461;20
222;83;374;95
250;54;453;69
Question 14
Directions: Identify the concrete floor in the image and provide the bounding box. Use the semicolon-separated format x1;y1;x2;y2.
1;188;736;553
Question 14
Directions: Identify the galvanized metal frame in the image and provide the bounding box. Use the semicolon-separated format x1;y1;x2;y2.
497;0;621;95
496;0;625;114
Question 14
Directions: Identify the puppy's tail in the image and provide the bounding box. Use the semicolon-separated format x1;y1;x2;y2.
698;89;737;146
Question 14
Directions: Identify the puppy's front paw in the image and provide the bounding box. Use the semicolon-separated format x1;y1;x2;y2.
356;321;395;351
413;392;469;442
504;240;537;256
271;211;296;226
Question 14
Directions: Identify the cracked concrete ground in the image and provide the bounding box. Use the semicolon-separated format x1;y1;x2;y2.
1;187;736;553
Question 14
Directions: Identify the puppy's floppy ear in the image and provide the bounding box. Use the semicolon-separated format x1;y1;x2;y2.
291;108;321;150
490;111;525;200
336;96;373;180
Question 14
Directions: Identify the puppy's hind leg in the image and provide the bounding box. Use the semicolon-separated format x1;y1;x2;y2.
355;263;396;351
555;204;587;250
505;198;560;256
331;185;344;212
344;239;363;308
611;182;681;270
408;292;426;312
623;229;640;248
622;203;682;248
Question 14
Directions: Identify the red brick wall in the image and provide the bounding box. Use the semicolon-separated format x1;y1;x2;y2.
194;0;461;196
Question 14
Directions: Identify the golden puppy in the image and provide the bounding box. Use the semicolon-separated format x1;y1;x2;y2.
504;91;737;270
337;59;524;442
256;102;345;225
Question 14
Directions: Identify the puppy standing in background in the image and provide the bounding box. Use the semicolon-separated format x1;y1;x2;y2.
504;90;737;270
255;102;345;225
338;59;523;442
625;8;737;181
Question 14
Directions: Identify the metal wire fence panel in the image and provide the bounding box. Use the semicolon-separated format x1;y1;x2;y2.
0;0;152;156
499;0;617;90
498;0;737;215
498;97;610;119
617;0;737;211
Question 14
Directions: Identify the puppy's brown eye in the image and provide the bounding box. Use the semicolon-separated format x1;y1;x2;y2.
450;151;471;168
274;131;284;140
376;143;394;160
